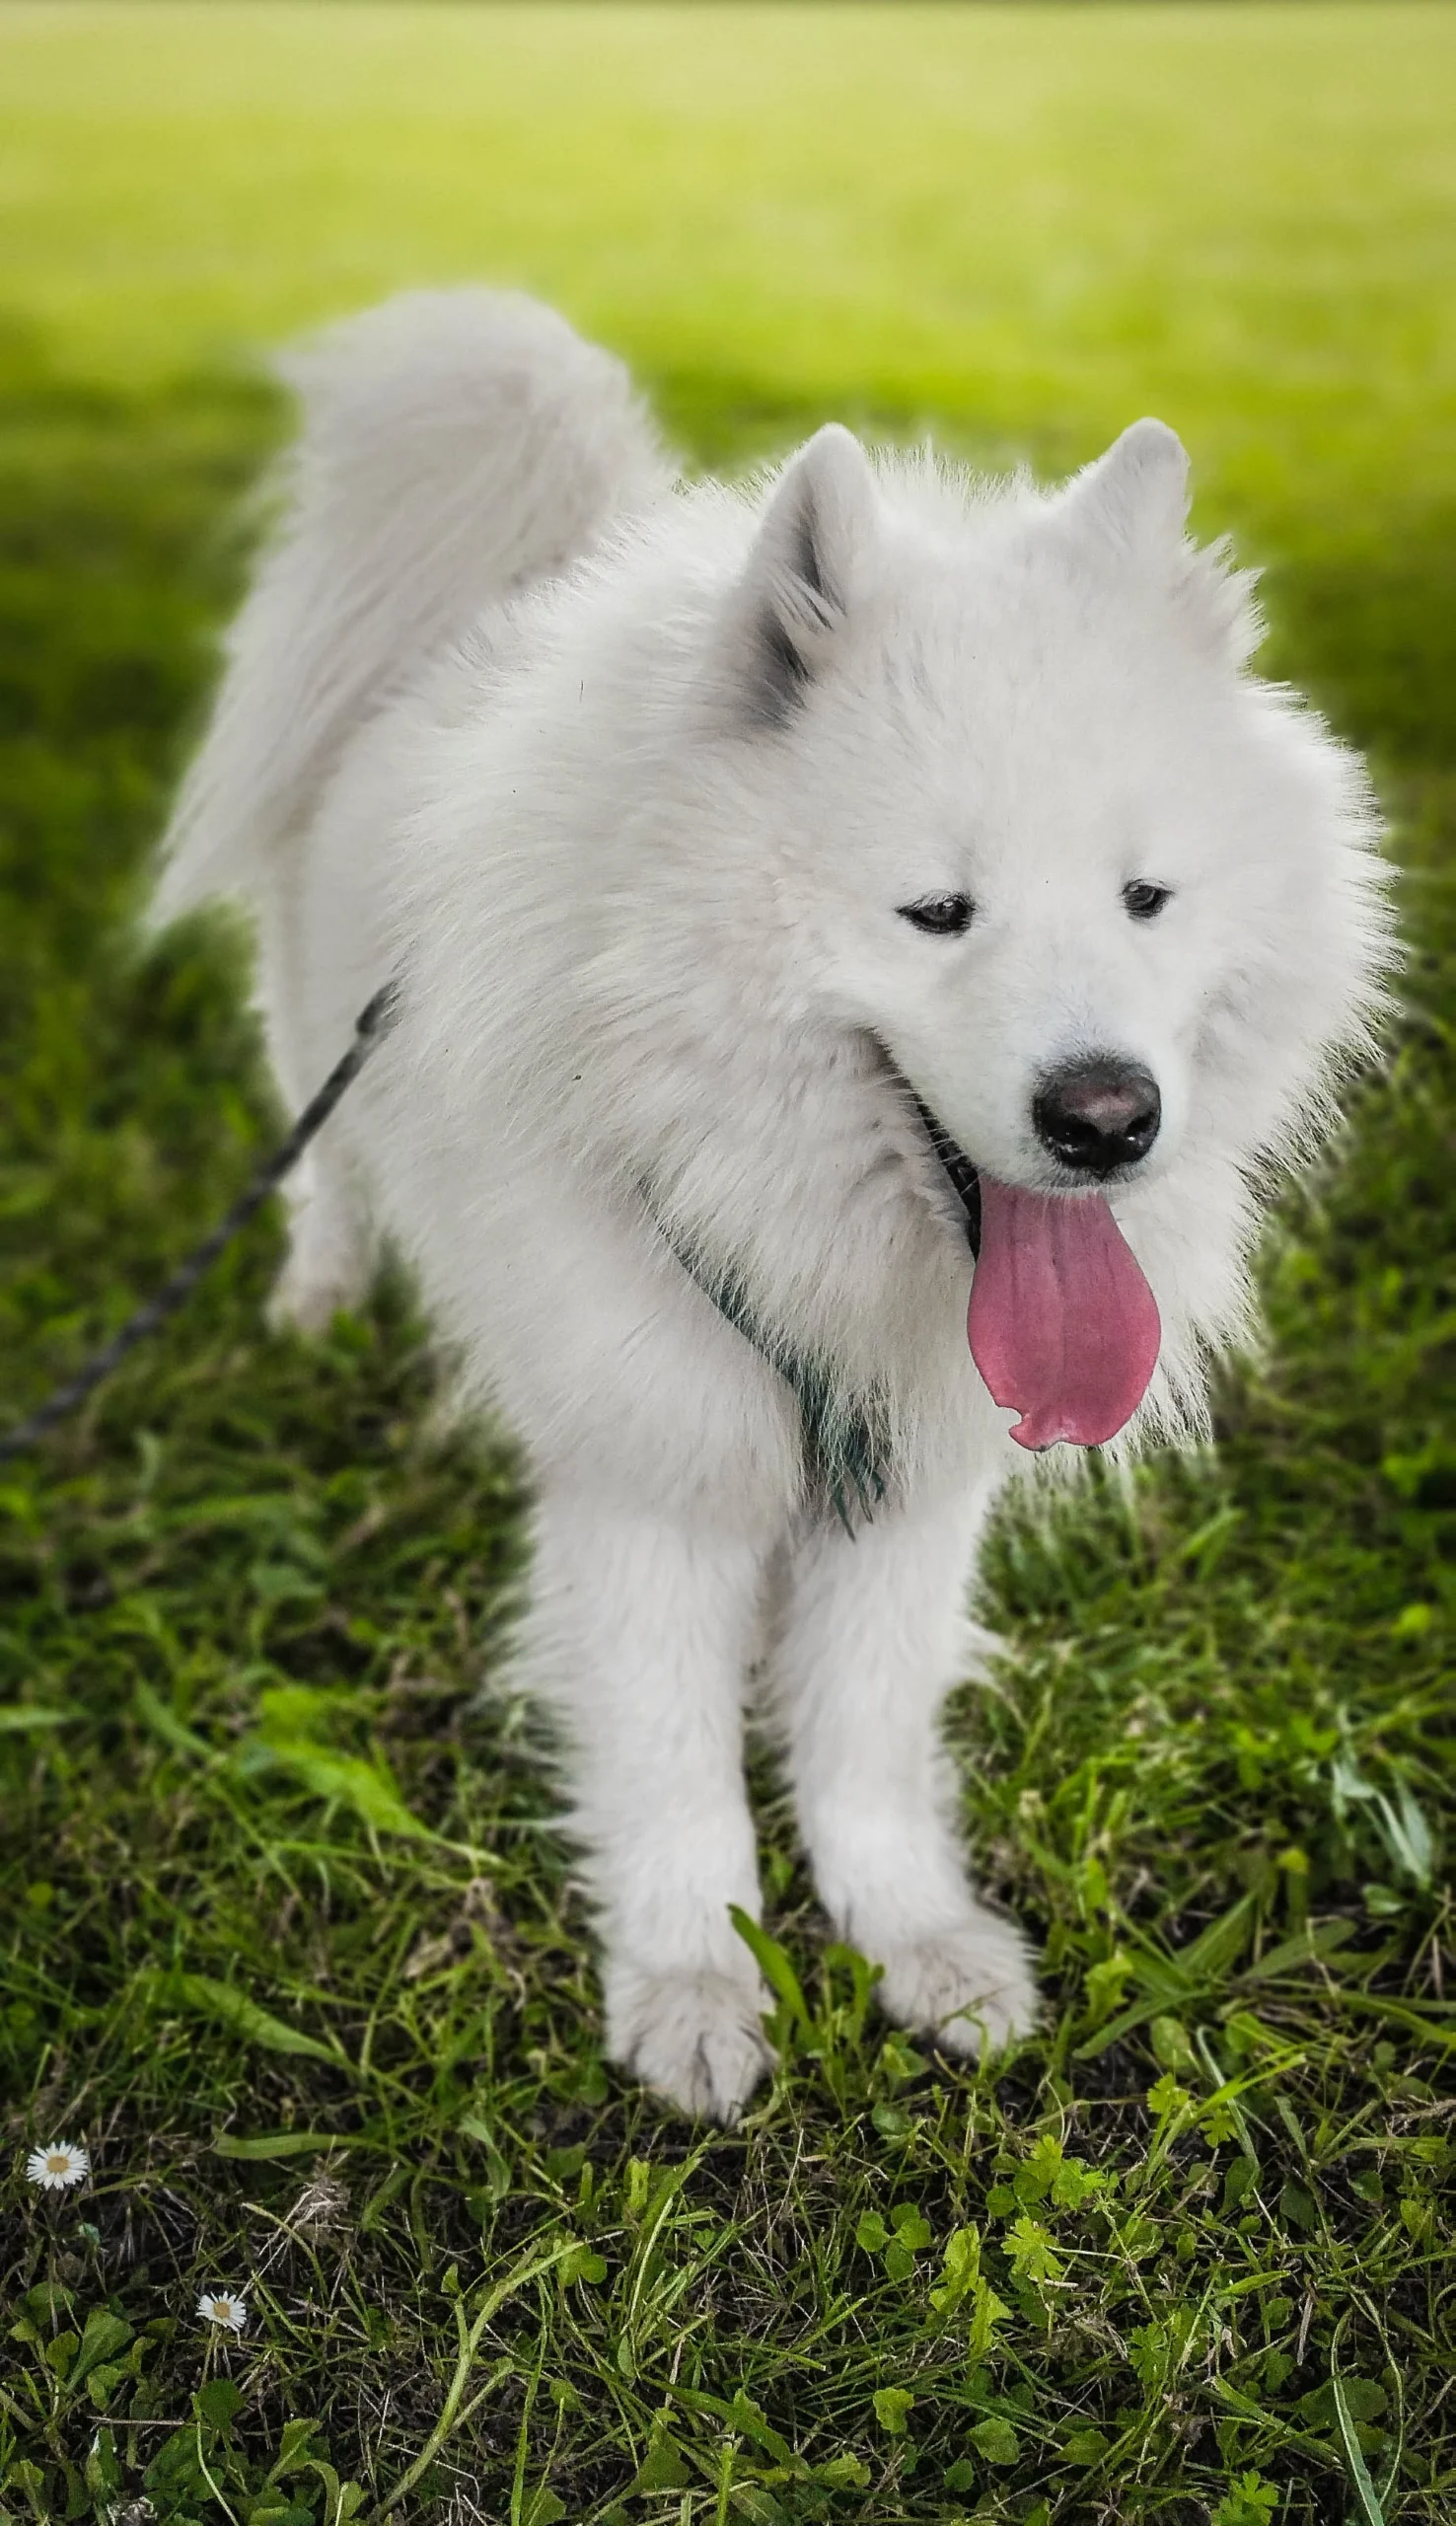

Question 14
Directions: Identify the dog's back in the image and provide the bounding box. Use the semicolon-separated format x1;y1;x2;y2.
153;289;668;927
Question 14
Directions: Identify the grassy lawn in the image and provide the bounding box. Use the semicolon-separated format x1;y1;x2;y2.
1;7;1452;2521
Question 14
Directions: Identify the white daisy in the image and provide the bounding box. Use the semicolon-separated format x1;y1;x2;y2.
26;2139;90;2190
197;2288;248;2333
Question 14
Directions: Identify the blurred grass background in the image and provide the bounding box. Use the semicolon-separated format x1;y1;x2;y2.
1;9;1452;2524
3;0;1454;759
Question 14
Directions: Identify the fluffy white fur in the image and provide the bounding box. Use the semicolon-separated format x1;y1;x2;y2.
154;289;1391;2117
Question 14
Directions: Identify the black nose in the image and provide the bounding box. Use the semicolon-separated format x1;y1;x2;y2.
1033;1056;1161;1177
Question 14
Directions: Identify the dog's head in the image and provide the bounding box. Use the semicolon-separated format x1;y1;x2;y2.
695;421;1391;1443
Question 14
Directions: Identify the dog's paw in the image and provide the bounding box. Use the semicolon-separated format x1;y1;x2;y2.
963;1619;1016;1678
608;1966;773;2122
871;1904;1039;2058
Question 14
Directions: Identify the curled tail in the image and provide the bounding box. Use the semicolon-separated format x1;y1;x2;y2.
153;288;669;924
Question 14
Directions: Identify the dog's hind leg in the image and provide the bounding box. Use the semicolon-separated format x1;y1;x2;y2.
254;884;374;1336
770;1487;1040;2057
267;1142;372;1335
517;1493;776;2121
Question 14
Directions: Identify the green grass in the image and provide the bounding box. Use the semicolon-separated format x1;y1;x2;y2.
1;8;1452;2522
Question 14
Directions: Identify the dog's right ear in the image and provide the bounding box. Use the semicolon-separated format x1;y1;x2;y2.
718;424;878;726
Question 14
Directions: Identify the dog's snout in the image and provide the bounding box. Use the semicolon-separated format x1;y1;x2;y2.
1033;1057;1162;1177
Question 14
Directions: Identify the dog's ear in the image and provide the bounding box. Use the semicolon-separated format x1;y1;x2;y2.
1060;418;1191;554
1060;418;1262;660
721;424;879;725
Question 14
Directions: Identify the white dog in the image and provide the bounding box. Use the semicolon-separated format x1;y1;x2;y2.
154;291;1389;2117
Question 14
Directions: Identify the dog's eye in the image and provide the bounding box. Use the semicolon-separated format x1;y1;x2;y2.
1123;880;1172;922
897;892;975;937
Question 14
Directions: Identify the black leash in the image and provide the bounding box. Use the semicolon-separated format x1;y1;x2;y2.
0;982;400;1464
1;982;983;1483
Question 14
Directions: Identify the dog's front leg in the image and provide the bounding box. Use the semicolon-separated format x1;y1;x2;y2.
519;1494;773;2120
772;1489;1039;2057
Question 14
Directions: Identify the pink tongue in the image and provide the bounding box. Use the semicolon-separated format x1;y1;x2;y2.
967;1177;1161;1449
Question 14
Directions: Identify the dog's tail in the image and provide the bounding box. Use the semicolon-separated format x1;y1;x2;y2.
152;289;669;925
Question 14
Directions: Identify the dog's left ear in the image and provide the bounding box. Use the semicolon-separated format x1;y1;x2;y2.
1061;417;1262;661
719;424;879;725
1059;418;1190;554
